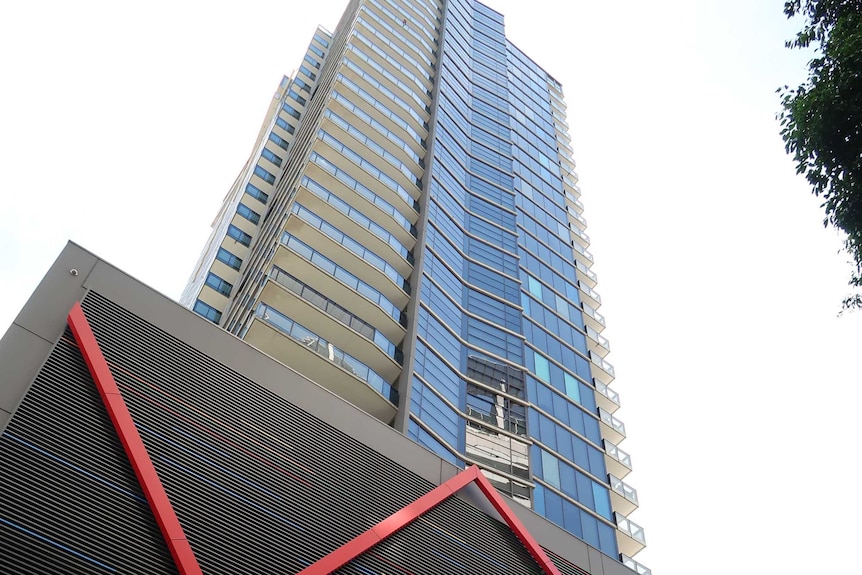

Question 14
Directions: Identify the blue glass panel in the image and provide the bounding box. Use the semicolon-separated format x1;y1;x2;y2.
544;489;564;526
559;463;576;499
580;382;597;412
584;415;602;445
598;522;618;556
555;425;574;462
573;437;590;472
564;373;581;403
533;484;545;515
534;352;550;382
539;416;556;451
588;445;607;477
580;513;600;549
593;483;612;521
563;500;584;538
576;472;595;512
541;450;560;489
536;382;553;413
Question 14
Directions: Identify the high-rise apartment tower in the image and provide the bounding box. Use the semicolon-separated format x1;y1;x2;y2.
182;0;646;570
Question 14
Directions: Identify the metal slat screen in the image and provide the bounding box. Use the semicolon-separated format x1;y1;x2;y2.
0;292;590;575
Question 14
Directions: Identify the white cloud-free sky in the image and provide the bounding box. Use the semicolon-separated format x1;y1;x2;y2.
1;1;860;573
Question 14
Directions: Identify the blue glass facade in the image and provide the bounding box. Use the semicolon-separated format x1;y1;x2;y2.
405;0;618;558
185;0;643;564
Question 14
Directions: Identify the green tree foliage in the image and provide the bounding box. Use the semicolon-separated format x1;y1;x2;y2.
779;0;862;310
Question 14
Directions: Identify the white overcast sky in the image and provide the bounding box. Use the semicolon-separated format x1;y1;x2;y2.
2;1;860;573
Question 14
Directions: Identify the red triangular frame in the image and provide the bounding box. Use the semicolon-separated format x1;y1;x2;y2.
68;302;203;575
297;464;562;575
69;301;562;575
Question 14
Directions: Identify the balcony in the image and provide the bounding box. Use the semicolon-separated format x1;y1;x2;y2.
295;183;414;278
603;439;632;479
621;554;651;575
245;303;398;424
552;114;570;131
562;179;580;198
590;351;615;384
273;241;405;342
608;474;638;516
571;239;594;265
585;325;610;360
570;224;590;248
568;209;588;231
265;268;402;379
585;325;609;351
593;379;620;413
581;303;605;333
578;280;601;312
575;260;597;288
284;211;410;308
615;513;646;557
598;407;625;444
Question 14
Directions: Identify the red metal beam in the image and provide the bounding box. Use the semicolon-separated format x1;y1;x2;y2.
67;301;563;575
472;468;562;575
67;302;203;575
297;464;562;575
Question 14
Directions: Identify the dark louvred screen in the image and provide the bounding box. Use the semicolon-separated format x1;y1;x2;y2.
0;292;589;575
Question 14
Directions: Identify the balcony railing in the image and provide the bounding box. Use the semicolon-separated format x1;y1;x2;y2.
572;196;584;210
571;240;594;262
578;281;601;304
594;379;620;406
576;260;597;283
301;175;410;260
567;206;587;228
291;203;408;291
590;352;615;378
269;266;401;362
615;514;646;544
570;225;590;244
582;303;605;326
621;554;651;575
280;231;403;324
599;407;626;436
609;474;638;505
604;440;632;470
586;325;610;350
564;190;585;210
255;303;398;404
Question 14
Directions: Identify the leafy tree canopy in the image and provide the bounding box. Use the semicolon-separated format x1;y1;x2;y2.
779;0;862;311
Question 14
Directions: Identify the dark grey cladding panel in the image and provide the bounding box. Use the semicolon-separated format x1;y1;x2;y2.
0;332;177;575
0;289;600;574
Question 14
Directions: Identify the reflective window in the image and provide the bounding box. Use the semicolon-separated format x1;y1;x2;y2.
237;203;260;225
261;148;282;168
541;449;560;488
268;131;289;150
227;224;252;247
205;272;232;296
282;103;301;119
216;247;242;270
193;300;221;323
253;165;275;185
299;64;316;81
290;204;408;288
275;117;296;135
280;232;401;321
533;351;550;382
245;183;269;205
